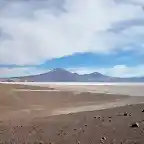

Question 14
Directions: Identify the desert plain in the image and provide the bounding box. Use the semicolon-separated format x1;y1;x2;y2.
0;82;144;144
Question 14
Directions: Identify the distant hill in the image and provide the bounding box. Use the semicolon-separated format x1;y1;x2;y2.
2;68;143;82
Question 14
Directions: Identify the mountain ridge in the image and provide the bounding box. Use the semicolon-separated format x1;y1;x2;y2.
1;68;144;82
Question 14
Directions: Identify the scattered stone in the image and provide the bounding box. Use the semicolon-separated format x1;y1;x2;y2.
108;116;112;118
73;128;77;131
124;112;128;116
57;132;61;136
130;122;139;128
68;113;72;115
100;137;106;143
109;119;111;122
84;124;87;127
101;137;106;141
129;113;132;116
142;109;144;112
77;140;80;144
93;116;97;119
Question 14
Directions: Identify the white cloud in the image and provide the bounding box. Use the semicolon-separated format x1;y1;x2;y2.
124;0;144;5
0;67;48;78
68;65;144;77
0;0;144;65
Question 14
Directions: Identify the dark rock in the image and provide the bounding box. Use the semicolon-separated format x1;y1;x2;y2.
142;109;144;112
124;112;128;116
57;132;61;136
101;137;106;140
130;122;139;128
129;113;132;116
100;137;106;143
77;140;80;144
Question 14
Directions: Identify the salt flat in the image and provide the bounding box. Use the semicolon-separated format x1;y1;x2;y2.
2;82;144;96
49;84;144;96
2;82;144;86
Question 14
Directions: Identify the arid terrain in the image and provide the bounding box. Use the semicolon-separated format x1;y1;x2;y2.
0;83;144;143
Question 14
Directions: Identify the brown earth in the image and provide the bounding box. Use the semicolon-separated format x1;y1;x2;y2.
0;83;144;143
0;83;132;121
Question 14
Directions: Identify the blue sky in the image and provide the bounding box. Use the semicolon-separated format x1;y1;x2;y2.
0;0;144;78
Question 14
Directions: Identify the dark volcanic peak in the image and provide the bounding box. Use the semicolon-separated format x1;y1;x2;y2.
4;68;144;82
90;72;106;76
26;68;79;82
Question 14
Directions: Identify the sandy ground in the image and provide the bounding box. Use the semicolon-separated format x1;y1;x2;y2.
1;104;144;143
0;83;144;143
1;83;144;119
1;83;136;120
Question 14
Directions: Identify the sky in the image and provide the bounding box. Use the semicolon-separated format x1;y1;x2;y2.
0;0;144;78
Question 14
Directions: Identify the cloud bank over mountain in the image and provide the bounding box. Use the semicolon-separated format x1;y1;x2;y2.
0;0;144;65
0;0;144;77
